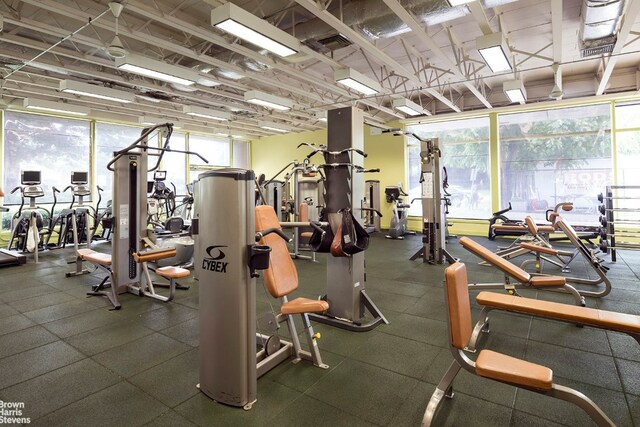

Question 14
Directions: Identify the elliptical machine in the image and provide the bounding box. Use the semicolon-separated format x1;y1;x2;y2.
385;185;415;240
8;171;57;261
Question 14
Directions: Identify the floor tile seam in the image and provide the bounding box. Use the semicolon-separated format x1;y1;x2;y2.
23;372;123;423
0;324;61;357
343;352;436;382
372;328;448;350
31;378;172;425
37;308;128;340
63;325;156;357
6;293;93;314
0;336;90;365
89;340;193;378
20;299;99;323
0;287;64;304
0;318;37;338
125;346;197;389
285;392;387;427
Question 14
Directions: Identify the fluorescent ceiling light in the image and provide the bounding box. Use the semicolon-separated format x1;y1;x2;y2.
22;98;89;116
476;32;512;73
244;90;292;111
211;3;300;58
59;80;134;103
446;0;476;5
334;68;382;96
503;79;527;104
116;55;199;86
197;76;220;87
392;98;425;116
183;105;230;121
259;120;289;133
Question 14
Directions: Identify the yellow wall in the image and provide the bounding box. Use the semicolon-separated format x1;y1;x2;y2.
251;123;408;229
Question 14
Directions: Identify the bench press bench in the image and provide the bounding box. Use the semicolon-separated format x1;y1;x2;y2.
75;246;190;309
422;262;620;427
460;236;586;306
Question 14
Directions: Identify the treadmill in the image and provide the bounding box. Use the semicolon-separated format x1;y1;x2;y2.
0;190;27;267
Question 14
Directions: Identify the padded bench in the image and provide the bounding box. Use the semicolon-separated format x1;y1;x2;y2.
421;262;616;427
459;236;585;306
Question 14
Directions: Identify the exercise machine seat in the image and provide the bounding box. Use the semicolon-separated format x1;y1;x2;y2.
490;224;526;232
156;266;190;279
459;237;567;287
256;205;299;298
477;292;640;334
298;203;313;239
445;262;473;350
475;350;553;390
282;297;328;315
529;276;566;287
519;242;558;256
77;249;112;266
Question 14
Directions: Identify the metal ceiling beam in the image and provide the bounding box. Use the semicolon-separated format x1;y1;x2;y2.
294;0;461;112
467;2;492;35
596;0;640;95
382;0;491;109
123;0;403;118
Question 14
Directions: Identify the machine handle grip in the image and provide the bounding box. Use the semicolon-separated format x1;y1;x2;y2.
255;228;292;243
53;186;61;193
10;187;21;194
63;185;72;192
97;185;104;192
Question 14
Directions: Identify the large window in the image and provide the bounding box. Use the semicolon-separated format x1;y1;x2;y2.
188;134;230;181
499;104;612;223
162;132;187;195
95;122;145;203
3;112;90;205
407;117;491;219
233;140;251;169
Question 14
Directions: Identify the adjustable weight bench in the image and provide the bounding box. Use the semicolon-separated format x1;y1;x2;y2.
422;262;617;427
255;205;328;373
460;236;585;306
76;246;190;309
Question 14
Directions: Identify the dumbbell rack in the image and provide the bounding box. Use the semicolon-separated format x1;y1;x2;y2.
599;185;640;262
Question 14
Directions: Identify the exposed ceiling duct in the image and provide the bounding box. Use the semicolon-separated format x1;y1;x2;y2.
580;0;626;57
292;0;518;47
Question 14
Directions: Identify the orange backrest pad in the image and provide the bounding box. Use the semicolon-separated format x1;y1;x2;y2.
255;205;298;298
299;203;309;222
445;263;473;350
0;187;4;197
524;216;538;236
459;237;531;283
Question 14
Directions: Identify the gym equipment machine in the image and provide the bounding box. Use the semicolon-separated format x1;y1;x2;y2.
303;106;388;332
0;187;26;267
85;124;204;308
364;180;381;233
56;171;95;250
7;171;57;262
194;169;328;410
385;130;457;264
385;185;415;240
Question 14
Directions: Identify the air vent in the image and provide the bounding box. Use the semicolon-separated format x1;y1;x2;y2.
316;34;352;51
580;35;616;57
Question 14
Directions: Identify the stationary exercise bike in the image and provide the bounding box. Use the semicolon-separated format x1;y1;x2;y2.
385;185;415;240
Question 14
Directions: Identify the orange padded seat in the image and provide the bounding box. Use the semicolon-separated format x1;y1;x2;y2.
529;276;566;287
519;242;558;256
477;292;640;335
459;237;567;287
282;297;328;315
298;203;314;239
156;266;190;279
255;205;299;298
78;249;112;266
490;224;526;232
476;350;553;390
